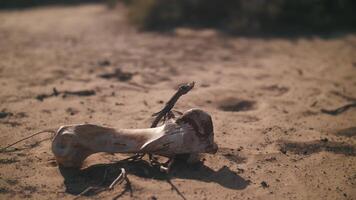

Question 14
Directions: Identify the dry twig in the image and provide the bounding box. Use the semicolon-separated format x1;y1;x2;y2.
36;87;95;101
0;129;55;153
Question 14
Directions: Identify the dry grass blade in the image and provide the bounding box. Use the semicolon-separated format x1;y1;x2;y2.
0;129;55;153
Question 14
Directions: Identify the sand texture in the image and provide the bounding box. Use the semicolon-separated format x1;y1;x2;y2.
0;4;355;200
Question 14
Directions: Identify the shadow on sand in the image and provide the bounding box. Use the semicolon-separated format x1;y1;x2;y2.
59;158;249;197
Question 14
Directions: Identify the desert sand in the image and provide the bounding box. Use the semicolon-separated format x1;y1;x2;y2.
0;4;355;200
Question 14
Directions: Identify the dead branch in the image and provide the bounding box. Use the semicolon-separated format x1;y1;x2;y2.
321;102;356;115
36;87;95;101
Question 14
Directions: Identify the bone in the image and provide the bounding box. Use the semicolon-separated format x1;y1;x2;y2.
52;108;218;167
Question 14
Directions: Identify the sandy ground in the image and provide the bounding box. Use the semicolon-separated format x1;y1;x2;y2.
0;4;356;200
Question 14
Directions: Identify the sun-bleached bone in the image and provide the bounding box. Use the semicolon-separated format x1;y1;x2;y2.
52;108;218;167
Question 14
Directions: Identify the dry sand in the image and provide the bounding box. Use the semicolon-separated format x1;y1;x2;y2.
0;4;355;200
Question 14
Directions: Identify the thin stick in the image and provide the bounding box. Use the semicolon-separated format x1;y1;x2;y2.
0;129;55;152
73;187;99;200
109;168;126;190
112;174;133;200
36;87;95;101
166;178;187;200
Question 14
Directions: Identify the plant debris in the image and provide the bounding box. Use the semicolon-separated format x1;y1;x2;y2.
321;102;356;115
36;88;95;101
0;129;56;152
0;158;19;164
98;68;134;81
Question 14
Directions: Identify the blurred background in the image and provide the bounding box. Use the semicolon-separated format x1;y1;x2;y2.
1;1;356;200
1;0;355;35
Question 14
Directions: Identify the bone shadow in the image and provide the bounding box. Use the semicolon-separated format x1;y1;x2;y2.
59;158;250;196
280;140;356;156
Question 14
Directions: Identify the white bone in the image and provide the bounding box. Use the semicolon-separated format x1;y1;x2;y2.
52;108;218;167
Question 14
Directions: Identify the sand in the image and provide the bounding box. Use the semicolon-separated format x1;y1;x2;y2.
0;4;355;200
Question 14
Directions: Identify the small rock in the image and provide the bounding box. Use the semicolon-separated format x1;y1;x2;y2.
261;181;269;188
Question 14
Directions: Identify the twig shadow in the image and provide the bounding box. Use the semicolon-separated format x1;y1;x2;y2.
59;158;249;196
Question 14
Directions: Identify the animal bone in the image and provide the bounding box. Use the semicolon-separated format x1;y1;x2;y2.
52;108;218;168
